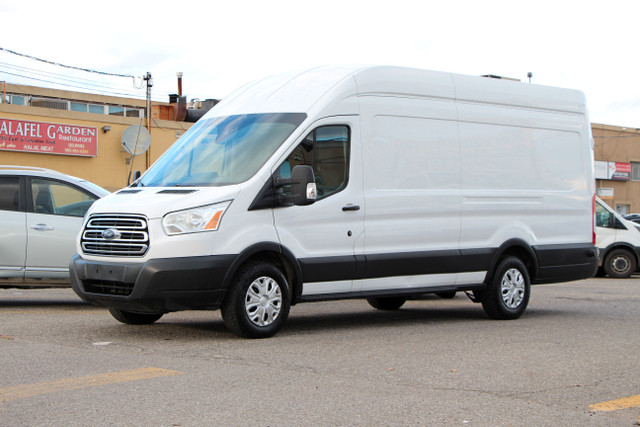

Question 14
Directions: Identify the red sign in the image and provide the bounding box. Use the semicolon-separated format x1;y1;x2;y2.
611;162;631;181
0;118;97;157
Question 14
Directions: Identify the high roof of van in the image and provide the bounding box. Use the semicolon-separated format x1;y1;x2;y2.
206;65;587;119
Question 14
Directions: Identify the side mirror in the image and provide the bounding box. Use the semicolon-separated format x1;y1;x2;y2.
276;165;317;206
291;165;317;205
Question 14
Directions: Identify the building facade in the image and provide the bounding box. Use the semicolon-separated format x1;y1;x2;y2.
593;123;640;215
1;83;193;192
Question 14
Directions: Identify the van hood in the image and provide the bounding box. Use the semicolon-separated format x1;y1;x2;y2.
86;185;242;219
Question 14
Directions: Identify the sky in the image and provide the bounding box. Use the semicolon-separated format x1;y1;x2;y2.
1;0;640;127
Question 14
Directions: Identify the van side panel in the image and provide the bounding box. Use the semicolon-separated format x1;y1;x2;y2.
458;122;590;244
456;99;595;282
357;95;464;292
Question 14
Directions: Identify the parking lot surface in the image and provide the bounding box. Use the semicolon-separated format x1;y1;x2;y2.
1;277;639;426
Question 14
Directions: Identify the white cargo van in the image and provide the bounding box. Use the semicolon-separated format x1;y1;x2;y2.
70;66;598;338
595;197;640;278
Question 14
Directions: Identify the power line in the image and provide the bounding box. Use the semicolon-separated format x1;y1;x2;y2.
0;46;180;100
0;70;164;100
0;62;145;98
0;46;140;82
0;47;194;104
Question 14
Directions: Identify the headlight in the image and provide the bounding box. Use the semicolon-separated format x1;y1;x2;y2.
163;201;231;235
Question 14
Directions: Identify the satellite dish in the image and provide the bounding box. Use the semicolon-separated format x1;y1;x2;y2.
121;125;151;156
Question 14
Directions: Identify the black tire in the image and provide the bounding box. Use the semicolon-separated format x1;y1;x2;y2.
366;296;407;310
221;261;290;339
436;291;457;299
603;248;636;278
481;256;530;320
108;308;163;325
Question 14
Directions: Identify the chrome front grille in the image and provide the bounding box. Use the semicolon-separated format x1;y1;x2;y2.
81;214;149;256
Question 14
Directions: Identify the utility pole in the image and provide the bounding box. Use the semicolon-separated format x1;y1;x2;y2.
143;72;152;169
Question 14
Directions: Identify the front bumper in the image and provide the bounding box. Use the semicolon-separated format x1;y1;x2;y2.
70;253;235;313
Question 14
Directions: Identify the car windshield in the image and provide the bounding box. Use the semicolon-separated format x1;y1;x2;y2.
138;113;307;187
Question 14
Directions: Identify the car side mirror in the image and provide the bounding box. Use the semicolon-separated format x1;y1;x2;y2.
275;165;317;206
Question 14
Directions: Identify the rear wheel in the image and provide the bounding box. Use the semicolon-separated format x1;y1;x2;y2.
481;256;530;320
603;248;636;278
108;308;163;325
367;296;407;310
221;261;290;339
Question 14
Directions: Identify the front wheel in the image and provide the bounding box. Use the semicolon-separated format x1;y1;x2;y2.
481;257;530;320
603;248;636;278
108;308;163;325
221;261;290;339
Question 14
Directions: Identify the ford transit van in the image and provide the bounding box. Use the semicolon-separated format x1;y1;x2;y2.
70;66;598;338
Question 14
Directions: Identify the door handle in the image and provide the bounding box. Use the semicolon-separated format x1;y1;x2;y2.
342;204;360;212
30;224;54;231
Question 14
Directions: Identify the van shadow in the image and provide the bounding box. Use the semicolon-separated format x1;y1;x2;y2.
172;303;498;338
284;306;488;334
163;302;564;339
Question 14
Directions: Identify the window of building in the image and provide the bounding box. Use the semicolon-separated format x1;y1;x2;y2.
126;108;142;118
88;104;105;114
631;162;640;181
616;204;630;216
3;92;145;118
5;94;26;105
108;106;125;116
70;102;88;112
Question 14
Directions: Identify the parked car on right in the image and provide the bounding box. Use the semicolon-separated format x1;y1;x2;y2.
623;213;640;224
596;197;640;278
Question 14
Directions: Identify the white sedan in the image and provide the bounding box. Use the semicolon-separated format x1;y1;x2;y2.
0;166;109;288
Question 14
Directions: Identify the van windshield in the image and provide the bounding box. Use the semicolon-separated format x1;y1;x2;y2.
138;113;307;187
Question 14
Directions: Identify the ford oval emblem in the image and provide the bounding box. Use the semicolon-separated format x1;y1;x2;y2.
102;228;121;240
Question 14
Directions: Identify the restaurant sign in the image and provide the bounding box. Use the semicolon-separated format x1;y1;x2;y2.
0;117;97;157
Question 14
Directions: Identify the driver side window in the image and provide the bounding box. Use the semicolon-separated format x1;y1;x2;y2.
280;125;350;200
596;202;613;228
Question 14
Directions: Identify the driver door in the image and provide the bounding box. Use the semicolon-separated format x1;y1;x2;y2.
272;117;364;297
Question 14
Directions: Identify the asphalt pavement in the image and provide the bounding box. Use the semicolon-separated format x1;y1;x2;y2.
1;277;639;426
